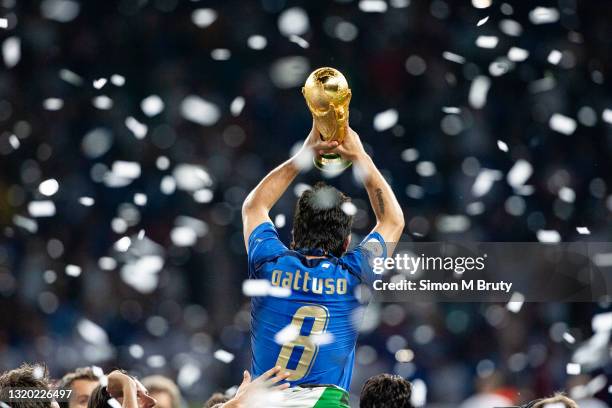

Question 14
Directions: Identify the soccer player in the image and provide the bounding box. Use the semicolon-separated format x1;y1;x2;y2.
57;367;99;408
242;123;404;405
359;374;413;408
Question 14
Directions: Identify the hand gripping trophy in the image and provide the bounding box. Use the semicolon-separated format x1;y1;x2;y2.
302;67;352;172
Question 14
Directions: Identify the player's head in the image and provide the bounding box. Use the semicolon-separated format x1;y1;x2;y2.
57;367;100;408
203;393;229;408
140;376;181;408
360;374;413;408
0;363;52;408
524;394;578;408
292;181;353;257
87;376;155;408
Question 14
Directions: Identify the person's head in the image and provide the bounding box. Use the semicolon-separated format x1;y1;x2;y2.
203;393;229;408
360;374;413;408
0;363;52;408
58;367;100;408
140;376;181;408
525;394;578;408
87;376;155;408
291;182;353;257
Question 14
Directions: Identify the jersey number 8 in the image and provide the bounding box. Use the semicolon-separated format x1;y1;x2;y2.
275;304;330;381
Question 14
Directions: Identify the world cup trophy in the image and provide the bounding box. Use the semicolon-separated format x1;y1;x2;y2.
302;67;352;172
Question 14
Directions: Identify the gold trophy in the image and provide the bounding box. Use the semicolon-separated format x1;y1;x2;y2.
302;67;352;171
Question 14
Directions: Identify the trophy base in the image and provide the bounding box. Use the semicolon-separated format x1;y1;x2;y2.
314;153;352;172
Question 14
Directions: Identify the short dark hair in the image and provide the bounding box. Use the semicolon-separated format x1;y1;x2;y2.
86;384;112;408
292;182;353;257
203;393;229;408
0;363;52;408
360;374;413;408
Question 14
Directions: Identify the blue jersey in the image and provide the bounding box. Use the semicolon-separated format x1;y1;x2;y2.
248;222;386;391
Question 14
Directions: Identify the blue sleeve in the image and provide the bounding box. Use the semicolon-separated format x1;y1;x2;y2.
248;222;288;278
340;231;387;284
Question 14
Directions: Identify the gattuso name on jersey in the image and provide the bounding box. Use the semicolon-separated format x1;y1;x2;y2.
270;269;348;295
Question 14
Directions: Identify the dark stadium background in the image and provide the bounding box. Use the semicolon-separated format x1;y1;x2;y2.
0;0;611;405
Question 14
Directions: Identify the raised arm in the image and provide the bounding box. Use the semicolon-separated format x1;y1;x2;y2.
242;124;338;247
330;127;405;245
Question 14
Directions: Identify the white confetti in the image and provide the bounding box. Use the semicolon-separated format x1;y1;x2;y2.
177;363;201;389
472;169;502;197
92;95;113;110
193;189;213;203
576;227;590;235
65;264;82;277
506;292;525;313
114;236;131;252
9;134;20;149
563;332;576;344
472;0;491;8
547;49;562;65
537;230;561;243
41;0;80;22
13;215;38;233
129;344;144;359
410;379;427;407
110;74;125;86
507;47;529;62
566;363;581;375
602;109;612;124
499;19;523;36
477;16;489;26
214;349;235;364
173;164;212;191
59;68;83;86
0;18;7;29
211;48;231;61
442;51;465;64
475;35;498;49
180;95;220;126
242;279;271;297
497;140;509;152
2;36;20;67
442;107;460;114
269;56;310;89
247;35;267;50
507;159;532;188
274;324;300;345
341;202;358;216
79;197;95;206
39;179;59;196
28;201;56;217
278;7;309;36
592;311;612;332
112;161;141;179
125;117;147;139
549;113;577;135
191;8;217;28
43;98;64;111
93;78;107;89
230;96;245;116
274;214;286;228
289;34;309;49
558;187;575;203
529;7;560;25
359;0;388;13
170;226;198;247
78;319;109;345
373;109;398;131
468;76;491;109
134;193;147;206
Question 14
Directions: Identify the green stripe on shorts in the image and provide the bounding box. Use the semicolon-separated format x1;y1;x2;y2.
312;386;350;408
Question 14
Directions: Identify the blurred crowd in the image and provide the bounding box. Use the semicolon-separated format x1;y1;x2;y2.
0;0;611;406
